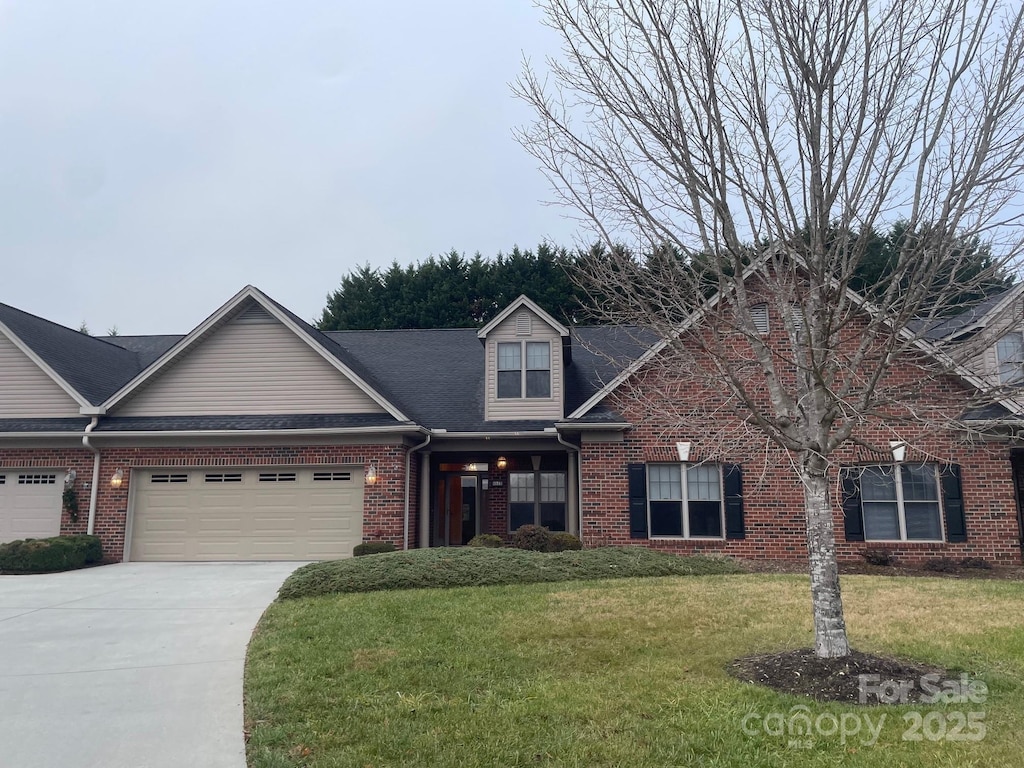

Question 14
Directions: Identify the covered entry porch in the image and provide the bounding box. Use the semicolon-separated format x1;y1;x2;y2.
417;446;580;547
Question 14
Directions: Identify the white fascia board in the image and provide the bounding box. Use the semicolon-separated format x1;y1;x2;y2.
0;320;92;408
425;430;560;438
87;424;425;439
554;422;632;431
100;285;256;410
101;286;410;422
477;294;570;339
247;287;410;421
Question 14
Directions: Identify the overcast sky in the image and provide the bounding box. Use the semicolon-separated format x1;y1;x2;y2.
0;1;579;335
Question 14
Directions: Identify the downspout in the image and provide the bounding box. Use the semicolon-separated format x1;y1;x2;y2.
404;430;431;550
82;417;101;535
555;430;582;538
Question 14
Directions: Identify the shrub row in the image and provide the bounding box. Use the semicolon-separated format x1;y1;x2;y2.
0;535;103;573
278;546;743;599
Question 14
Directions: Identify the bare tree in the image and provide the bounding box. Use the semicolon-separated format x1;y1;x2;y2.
516;0;1024;658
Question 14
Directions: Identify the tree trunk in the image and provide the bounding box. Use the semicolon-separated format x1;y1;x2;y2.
802;467;851;658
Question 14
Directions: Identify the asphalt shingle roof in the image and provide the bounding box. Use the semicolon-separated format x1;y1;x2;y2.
327;325;653;431
1;292;655;432
0;303;145;404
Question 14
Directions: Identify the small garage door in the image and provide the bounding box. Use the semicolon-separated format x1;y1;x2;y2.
130;467;364;561
0;471;63;544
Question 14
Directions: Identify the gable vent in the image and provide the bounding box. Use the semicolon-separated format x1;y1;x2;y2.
235;303;274;325
750;304;769;334
515;311;532;336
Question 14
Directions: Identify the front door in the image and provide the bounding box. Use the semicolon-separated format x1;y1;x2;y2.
435;474;478;546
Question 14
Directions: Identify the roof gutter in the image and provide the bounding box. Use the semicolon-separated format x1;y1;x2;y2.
403;429;431;551
83;424;423;439
82;417;101;536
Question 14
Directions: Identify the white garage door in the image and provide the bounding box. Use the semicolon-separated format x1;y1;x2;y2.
130;467;364;561
0;471;63;544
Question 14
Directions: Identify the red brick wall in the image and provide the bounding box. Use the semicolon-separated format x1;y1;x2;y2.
578;395;1023;565
1;444;412;561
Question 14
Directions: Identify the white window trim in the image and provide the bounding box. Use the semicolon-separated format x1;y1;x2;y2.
860;464;946;544
995;331;1024;384
647;463;726;540
496;340;553;400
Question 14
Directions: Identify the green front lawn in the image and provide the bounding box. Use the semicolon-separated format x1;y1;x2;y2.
245;574;1024;767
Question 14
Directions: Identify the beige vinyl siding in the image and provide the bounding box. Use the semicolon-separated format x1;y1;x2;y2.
118;310;385;416
960;294;1024;385
0;335;81;417
484;309;563;421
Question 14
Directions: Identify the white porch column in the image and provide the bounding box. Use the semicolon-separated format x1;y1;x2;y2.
418;451;431;548
567;451;579;536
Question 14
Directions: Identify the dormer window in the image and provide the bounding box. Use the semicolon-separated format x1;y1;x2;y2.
497;341;551;398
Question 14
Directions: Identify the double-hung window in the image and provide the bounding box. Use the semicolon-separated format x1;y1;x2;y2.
497;341;551;398
859;464;943;541
996;332;1024;384
648;464;724;538
509;471;566;531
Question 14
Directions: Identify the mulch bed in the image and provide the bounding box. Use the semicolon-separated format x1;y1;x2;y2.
728;648;947;704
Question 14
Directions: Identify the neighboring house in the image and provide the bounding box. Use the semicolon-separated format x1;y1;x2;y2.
0;284;1021;564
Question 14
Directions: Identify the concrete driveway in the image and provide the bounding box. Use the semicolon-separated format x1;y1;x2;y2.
0;561;301;768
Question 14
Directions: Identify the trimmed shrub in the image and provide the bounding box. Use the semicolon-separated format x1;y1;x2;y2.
467;534;503;548
923;557;959;573
511;524;553;551
353;541;397;557
278;546;744;599
549;532;583;552
0;534;103;573
862;548;895;567
960;556;992;570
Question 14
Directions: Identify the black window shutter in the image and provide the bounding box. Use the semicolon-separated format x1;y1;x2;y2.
627;463;648;539
940;464;967;543
840;468;865;541
722;464;745;539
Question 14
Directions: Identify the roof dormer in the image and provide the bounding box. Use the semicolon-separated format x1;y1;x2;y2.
477;296;570;422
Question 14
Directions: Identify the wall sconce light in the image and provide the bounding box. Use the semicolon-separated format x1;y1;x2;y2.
365;464;378;484
496;456;508;471
890;441;906;463
676;441;692;462
531;455;542;471
110;468;124;488
64;469;77;486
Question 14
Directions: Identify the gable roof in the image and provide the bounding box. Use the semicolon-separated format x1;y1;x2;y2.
476;295;570;339
567;253;1022;420
913;283;1023;342
100;286;411;421
327;325;651;431
0;302;144;408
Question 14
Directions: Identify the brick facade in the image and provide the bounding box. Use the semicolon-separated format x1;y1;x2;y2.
0;443;412;562
576;394;1023;566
